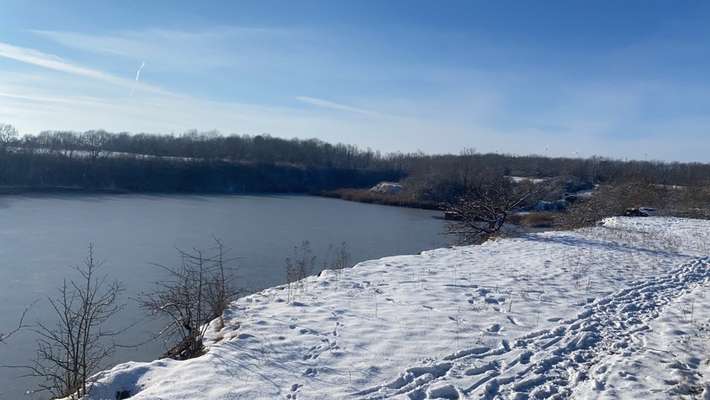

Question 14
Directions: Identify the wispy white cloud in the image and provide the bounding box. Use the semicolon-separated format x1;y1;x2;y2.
29;27;304;72
0;80;391;145
0;91;105;106
30;29;140;57
295;96;382;117
0;41;167;95
0;41;122;83
30;27;291;56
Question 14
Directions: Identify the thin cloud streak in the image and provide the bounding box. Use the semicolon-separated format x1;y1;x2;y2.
0;41;119;81
0;41;166;95
295;96;382;117
29;27;302;71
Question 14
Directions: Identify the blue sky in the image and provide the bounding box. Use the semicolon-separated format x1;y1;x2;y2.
1;0;710;161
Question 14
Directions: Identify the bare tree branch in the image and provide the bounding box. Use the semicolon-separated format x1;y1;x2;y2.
141;238;238;360
23;243;124;399
446;174;534;244
0;304;32;344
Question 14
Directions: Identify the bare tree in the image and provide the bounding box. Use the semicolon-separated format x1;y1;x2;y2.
142;239;237;360
27;244;123;399
80;130;109;160
0;123;18;152
57;131;80;159
446;175;532;244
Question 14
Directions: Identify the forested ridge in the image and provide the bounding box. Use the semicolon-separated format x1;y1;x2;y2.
0;127;402;194
1;125;709;198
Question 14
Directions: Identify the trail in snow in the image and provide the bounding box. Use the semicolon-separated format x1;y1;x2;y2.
573;272;710;399
356;258;710;399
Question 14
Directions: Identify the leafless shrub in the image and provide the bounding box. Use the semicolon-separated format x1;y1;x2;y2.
335;242;351;269
141;239;237;360
285;241;317;303
446;174;533;244
204;238;232;329
558;183;672;229
26;244;123;399
667;185;710;219
325;242;351;288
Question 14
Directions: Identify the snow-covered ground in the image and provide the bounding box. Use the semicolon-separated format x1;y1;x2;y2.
506;176;549;185
81;217;710;399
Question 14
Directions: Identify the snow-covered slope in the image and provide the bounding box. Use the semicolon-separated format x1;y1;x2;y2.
81;217;710;399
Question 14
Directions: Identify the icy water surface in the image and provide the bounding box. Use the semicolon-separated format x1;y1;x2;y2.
0;194;449;399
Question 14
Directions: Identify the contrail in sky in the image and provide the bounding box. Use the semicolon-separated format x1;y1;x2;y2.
130;61;145;96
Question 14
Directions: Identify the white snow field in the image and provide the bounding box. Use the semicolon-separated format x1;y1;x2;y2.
80;217;710;400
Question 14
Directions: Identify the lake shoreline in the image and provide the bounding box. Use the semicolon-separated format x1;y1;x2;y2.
0;185;322;197
0;184;442;212
0;186;560;227
319;188;441;210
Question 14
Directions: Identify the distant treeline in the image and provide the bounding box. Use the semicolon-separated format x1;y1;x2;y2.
19;129;389;169
0;152;400;193
1;126;709;199
386;150;710;203
0;128;401;193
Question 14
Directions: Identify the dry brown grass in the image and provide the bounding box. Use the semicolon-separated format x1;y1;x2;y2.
321;188;440;210
511;212;557;228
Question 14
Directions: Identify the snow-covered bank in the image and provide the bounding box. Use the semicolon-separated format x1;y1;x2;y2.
81;217;710;399
572;272;710;399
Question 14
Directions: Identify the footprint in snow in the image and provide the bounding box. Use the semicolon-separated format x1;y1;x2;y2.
507;316;520;326
486;323;502;333
426;383;463;399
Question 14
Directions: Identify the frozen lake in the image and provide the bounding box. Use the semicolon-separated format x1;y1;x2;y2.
0;194;450;399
